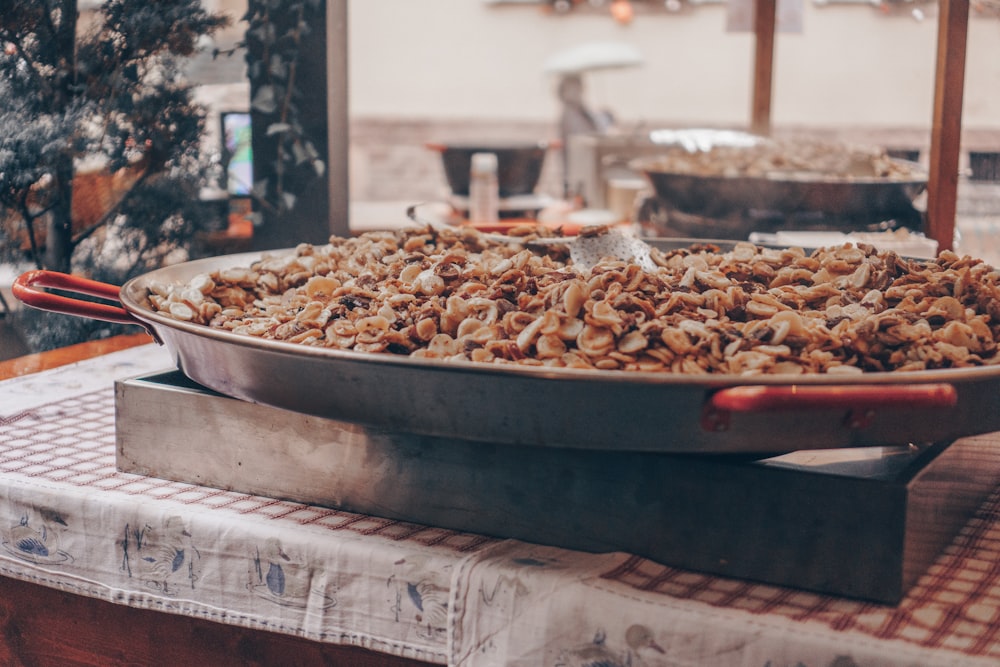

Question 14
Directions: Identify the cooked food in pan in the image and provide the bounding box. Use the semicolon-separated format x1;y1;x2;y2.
640;138;923;181
145;226;1000;375
631;137;928;222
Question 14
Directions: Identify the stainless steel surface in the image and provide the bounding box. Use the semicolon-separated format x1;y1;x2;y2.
117;370;1000;603
110;245;1000;454
632;156;928;221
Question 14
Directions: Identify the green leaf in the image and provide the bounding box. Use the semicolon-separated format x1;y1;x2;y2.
266;122;291;136
291;141;310;164
247;23;275;45
252;179;269;199
250;85;277;114
268;54;288;79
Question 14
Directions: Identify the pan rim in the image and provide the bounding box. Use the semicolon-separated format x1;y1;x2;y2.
630;156;929;187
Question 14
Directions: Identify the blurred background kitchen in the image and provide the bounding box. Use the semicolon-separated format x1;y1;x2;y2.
2;0;999;355
197;0;999;240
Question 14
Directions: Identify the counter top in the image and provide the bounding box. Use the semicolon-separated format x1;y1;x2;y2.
1;338;999;666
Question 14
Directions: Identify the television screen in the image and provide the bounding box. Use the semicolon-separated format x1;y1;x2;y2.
221;112;253;197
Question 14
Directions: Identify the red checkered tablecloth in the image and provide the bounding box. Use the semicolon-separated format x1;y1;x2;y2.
1;346;998;666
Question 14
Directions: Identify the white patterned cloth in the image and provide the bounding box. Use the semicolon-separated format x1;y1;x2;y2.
1;345;999;666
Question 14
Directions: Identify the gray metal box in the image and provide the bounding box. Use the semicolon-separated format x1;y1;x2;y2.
115;370;1000;604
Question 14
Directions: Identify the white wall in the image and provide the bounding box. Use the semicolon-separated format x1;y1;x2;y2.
348;0;1000;132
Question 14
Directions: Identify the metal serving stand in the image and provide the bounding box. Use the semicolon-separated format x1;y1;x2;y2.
116;369;1000;604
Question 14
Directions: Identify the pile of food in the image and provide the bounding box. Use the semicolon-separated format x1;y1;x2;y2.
642;138;922;181
145;226;1000;375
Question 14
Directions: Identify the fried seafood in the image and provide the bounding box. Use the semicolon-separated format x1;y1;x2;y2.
145;226;1000;375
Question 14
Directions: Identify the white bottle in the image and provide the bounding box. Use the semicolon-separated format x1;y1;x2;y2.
468;152;499;224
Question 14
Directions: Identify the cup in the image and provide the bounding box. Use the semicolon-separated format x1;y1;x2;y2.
606;177;649;223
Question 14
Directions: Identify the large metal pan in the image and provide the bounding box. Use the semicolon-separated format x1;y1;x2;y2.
13;243;1000;455
632;156;928;221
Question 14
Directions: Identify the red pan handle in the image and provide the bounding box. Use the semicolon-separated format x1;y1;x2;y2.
702;383;958;432
12;270;148;332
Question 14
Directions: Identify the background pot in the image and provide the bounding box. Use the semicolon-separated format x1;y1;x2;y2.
632;157;928;221
427;140;557;197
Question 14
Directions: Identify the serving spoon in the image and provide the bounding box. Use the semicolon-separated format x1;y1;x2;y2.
404;203;656;272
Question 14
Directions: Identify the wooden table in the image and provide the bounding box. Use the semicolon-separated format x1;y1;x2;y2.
2;336;1000;665
0;334;433;667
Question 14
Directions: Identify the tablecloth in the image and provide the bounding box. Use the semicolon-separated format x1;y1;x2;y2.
0;344;998;666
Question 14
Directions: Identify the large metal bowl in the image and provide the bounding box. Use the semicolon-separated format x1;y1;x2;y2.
630;129;928;221
632;156;928;221
427;140;555;197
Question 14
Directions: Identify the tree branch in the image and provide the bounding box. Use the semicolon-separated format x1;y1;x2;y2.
16;194;44;271
0;33;55;99
71;167;152;246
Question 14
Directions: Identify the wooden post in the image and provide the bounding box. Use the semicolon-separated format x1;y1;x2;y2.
250;0;349;250
926;0;969;252
751;0;776;136
327;0;350;238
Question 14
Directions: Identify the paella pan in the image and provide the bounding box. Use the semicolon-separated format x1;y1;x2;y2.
13;225;999;455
